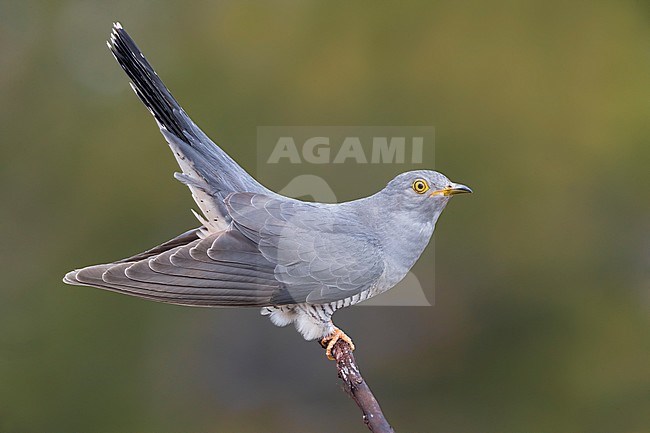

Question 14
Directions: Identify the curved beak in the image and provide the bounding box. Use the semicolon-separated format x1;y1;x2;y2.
430;182;473;197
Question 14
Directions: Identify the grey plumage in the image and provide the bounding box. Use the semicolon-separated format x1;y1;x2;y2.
64;23;471;342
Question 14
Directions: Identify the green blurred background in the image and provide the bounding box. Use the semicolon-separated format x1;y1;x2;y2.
1;1;649;432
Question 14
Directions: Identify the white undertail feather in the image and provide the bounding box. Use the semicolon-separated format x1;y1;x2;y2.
261;290;375;340
261;305;332;340
261;306;296;327
190;209;211;238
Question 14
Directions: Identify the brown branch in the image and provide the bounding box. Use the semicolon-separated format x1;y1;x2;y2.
329;339;395;433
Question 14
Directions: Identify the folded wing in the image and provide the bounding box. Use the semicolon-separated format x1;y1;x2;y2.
226;193;385;304
64;194;385;307
64;228;281;306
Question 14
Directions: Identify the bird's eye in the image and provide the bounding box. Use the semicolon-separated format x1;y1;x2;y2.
412;179;430;194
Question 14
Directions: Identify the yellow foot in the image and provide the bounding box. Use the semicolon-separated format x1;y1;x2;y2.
321;327;355;360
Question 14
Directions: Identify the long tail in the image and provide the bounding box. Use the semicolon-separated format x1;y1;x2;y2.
107;23;270;205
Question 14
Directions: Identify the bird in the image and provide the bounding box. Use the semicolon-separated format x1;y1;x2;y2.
63;23;472;360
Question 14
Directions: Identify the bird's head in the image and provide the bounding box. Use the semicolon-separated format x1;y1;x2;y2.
382;170;472;215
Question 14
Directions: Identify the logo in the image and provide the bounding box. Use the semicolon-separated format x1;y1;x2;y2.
266;136;424;164
257;126;436;306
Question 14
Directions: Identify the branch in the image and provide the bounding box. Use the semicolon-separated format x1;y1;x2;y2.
329;339;395;432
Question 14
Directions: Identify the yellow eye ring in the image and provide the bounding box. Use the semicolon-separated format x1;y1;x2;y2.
412;179;430;194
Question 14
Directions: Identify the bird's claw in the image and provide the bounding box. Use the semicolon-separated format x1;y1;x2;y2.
321;328;355;360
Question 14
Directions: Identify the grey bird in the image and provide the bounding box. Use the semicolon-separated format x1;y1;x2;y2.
64;23;472;359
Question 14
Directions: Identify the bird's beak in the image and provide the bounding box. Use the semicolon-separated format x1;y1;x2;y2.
429;182;473;197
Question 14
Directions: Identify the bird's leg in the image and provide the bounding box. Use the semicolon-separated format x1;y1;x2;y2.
321;326;355;361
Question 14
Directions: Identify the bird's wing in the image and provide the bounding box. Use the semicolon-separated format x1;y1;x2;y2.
113;228;202;264
225;193;386;304
64;228;282;307
64;194;385;307
107;23;271;232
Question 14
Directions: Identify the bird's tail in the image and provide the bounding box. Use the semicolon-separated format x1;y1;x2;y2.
108;22;190;144
107;22;269;200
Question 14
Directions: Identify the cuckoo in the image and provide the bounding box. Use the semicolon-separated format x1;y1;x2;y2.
64;23;472;359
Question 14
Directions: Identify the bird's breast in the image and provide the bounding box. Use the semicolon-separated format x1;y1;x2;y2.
377;219;435;289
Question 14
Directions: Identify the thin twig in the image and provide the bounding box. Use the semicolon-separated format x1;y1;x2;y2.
329;340;395;432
